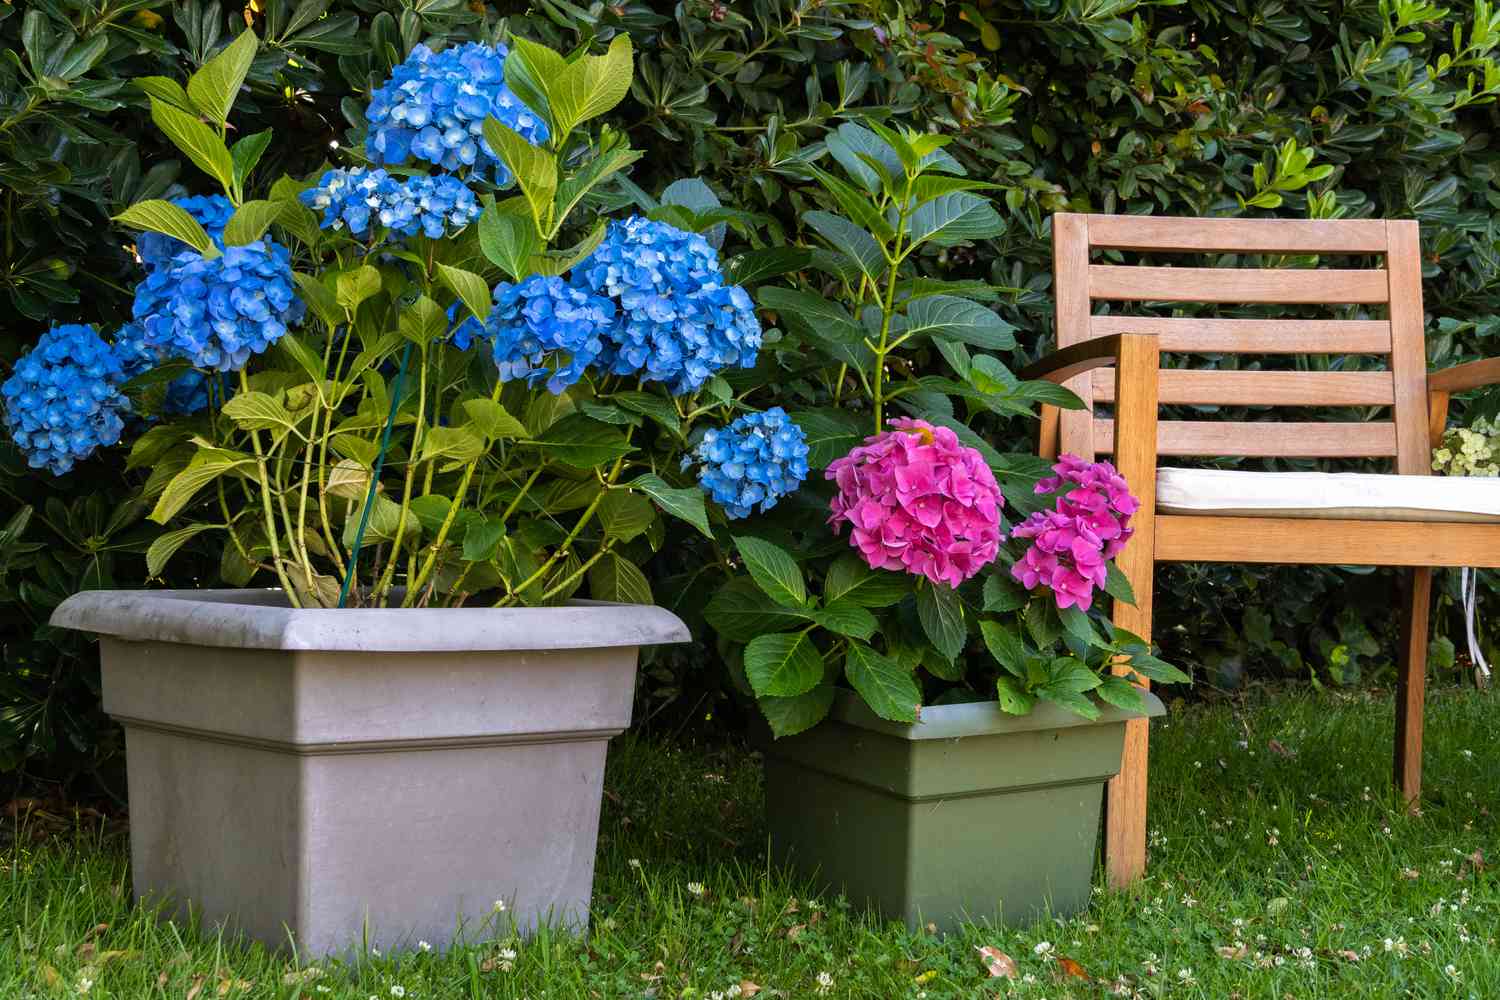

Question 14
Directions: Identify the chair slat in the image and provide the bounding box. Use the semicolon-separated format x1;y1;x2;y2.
1084;215;1391;254
1093;420;1398;457
1088;316;1392;354
1089;265;1390;304
1090;370;1395;406
1156;516;1500;568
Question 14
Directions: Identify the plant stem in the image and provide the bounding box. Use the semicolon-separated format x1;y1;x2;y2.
239;371;301;606
870;178;912;432
374;344;427;604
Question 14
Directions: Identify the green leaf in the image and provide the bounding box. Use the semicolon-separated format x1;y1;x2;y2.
916;582;966;659
1104;563;1137;606
903;295;1016;350
733;535;808;608
230;129;274;191
807;601;878;640
292;272;340;327
745;631;824;698
146;523;220;577
1058;605;1109;650
597;490;655;542
1036;684;1100;720
149;449;254;523
982;574;1026;613
802;210;886;283
908;192;1004;248
419;424;487;466
134;76;194;112
844;642;921;723
278;332;325;382
535;414;635;468
482;117;558;231
1024;600;1061;649
589;551;653;605
221;391;299;436
462;517;507;562
979;620;1028;679
823;553;908;607
550;34;634;137
336;265;382;312
478;202;541;282
995;676;1035;715
222;199;287;246
787;408;867;469
114;200;217;258
704;577;814;641
1047;657;1104;693
1096;675;1147;713
613;392;682;436
724;247;812;286
187;29;258;125
399;295;449;346
149;98;234;192
436;263;492;321
758;684;836;738
462;398;529;440
630;473;712;539
1120;649;1192;685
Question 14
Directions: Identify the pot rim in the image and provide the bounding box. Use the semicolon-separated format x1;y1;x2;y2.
50;588;691;653
823;687;1166;741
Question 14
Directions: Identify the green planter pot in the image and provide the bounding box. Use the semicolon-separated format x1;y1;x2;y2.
761;689;1165;931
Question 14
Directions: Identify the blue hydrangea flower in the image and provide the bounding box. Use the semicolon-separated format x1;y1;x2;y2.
112;322;217;415
131;239;304;372
299;168;480;241
1;324;129;474
686;407;809;519
569;216;761;394
137;194;234;272
364;41;548;183
473;275;616;394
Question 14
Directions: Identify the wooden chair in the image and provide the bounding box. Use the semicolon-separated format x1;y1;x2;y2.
1019;213;1500;887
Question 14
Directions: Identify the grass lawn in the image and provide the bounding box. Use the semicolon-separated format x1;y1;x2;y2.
5;687;1499;999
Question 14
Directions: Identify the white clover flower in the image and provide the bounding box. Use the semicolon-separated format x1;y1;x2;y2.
687;882;706;897
814;971;834;994
1033;940;1053;956
390;987;406;998
418;940;432;952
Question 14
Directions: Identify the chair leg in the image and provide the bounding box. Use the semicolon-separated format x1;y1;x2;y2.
1395;567;1432;809
1108;593;1153;888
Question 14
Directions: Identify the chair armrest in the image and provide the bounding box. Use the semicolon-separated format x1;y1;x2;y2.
1428;358;1500;395
1018;333;1158;384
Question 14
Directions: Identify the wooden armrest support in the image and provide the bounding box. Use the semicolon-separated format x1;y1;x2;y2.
1019;333;1159;384
1428;358;1500;395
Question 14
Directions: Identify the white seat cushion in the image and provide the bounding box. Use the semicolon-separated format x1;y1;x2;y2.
1156;468;1500;523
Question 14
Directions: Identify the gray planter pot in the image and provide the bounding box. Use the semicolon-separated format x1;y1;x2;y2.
51;589;689;955
761;689;1165;931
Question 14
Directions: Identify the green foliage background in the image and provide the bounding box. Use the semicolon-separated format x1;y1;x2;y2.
4;0;1499;791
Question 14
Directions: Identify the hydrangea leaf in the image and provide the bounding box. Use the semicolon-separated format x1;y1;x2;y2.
629;473;712;539
660;176;725;248
230;129;274;191
982;573;1027;613
802;210;886;284
478;203;540;282
149;448;256;524
903;295;1017;351
589;551;653;605
145;523;222;577
291;272;340;328
979;620;1028;679
844;642;920;724
758;683;836;739
462;517;508;563
434;263;490;322
1104;563;1137;606
323;459;371;501
549;34;634;138
995;676;1035;715
703;577;813;642
724;247;813;286
1096;675;1147;714
187;29;258;125
597;490;655;543
916;582;967;659
806;601;877;641
824;554;909;608
732;535;808;609
398;295;448;347
745;631;823;698
787;408;865;470
462;399;528;441
114;199;217;259
335;265;383;312
613;392;682;437
221;391;300;438
907;192;1005;249
805;164;896;240
133;76;194;112
419;424;487;467
554;130;643;229
482;117;557;232
534;414;635;469
503;36;567;134
824;122;902;196
149;99;234;193
222;200;288;247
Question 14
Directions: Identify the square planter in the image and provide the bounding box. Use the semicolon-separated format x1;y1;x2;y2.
51;589;689;955
761;689;1165;931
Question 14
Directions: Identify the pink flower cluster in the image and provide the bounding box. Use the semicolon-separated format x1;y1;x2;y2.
826;417;1004;588
1010;454;1139;611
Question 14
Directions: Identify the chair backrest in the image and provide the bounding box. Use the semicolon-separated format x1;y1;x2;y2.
1051;213;1430;475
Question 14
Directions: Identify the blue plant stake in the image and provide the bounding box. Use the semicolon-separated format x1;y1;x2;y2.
337;340;413;608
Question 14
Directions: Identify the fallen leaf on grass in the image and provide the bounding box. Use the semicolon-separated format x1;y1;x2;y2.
185;974;207;1000
785;923;806;941
1267;739;1295;758
1056;956;1089;980
976;945;1016;979
1216;944;1248;959
1337;950;1361;962
38;964;61;987
739;981;761;997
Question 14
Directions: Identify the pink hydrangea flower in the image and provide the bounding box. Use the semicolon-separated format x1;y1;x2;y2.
826;417;1004;588
1011;455;1138;611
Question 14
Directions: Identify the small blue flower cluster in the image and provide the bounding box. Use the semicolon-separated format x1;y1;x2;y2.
688;407;809;519
137;194;234;272
112;322;214;415
1;324;129;474
300;168;480;241
132;240;304;372
364;41;548;183
570;217;761;394
480;275;616;393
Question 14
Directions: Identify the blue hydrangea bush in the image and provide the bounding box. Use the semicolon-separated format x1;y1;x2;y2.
0;29;811;611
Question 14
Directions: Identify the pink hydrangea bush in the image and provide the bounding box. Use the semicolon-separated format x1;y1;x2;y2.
1011;454;1139;610
826;417;1004;588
